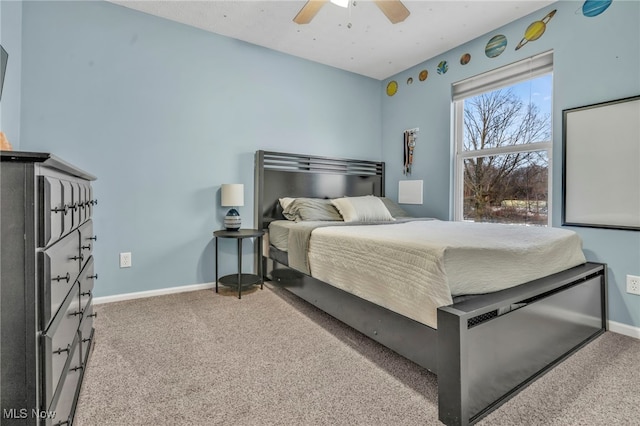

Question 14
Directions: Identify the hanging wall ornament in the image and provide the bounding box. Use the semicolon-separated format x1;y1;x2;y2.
403;128;419;175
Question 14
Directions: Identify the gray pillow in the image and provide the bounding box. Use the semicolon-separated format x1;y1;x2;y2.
282;198;343;222
379;197;412;218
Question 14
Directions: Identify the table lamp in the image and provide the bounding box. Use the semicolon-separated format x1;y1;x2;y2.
221;183;244;231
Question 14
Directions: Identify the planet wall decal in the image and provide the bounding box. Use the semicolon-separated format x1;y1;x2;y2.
460;53;471;65
386;80;398;96
419;70;428;81
581;0;612;17
437;61;448;75
485;34;507;58
516;9;556;51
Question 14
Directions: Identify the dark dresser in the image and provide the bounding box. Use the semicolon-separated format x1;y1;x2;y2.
1;151;97;425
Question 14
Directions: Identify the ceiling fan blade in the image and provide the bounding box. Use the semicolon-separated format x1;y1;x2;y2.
293;0;329;24
374;0;410;24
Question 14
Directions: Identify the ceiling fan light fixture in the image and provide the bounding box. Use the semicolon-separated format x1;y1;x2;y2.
330;0;349;8
294;0;408;25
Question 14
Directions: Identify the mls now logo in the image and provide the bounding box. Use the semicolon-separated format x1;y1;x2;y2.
3;409;56;419
3;409;28;419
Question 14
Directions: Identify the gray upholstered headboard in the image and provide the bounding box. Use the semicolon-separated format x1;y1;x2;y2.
254;151;385;230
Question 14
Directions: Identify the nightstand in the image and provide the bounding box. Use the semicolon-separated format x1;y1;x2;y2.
214;229;264;299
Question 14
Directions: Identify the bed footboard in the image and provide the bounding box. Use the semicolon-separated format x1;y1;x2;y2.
437;262;607;426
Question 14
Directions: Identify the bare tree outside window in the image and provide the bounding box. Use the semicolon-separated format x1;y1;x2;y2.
457;75;552;225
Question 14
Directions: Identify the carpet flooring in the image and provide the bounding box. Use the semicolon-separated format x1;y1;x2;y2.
75;285;640;425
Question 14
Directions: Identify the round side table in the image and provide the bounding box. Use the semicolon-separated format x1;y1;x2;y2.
214;229;264;299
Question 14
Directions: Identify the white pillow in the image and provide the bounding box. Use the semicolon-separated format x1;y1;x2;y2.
331;196;395;222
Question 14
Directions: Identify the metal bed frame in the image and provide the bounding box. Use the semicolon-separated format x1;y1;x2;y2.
254;150;607;425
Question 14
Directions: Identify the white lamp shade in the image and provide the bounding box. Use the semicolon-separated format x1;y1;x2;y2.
221;184;244;207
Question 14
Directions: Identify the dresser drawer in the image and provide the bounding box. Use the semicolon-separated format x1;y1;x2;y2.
75;181;85;225
81;182;92;222
80;304;95;364
71;181;83;226
39;176;65;247
81;183;92;219
60;180;75;235
87;184;95;218
78;255;96;305
42;284;81;408
78;220;95;261
39;231;82;329
47;337;83;426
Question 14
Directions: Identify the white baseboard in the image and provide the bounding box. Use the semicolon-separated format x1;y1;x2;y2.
93;282;215;305
608;320;640;340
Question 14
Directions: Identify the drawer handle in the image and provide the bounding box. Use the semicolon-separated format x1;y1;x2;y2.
52;272;71;283
81;244;92;250
82;337;92;343
52;204;69;215
70;365;84;372
53;344;71;355
90;199;98;206
70;254;84;261
88;235;98;241
89;273;98;280
69;202;78;211
87;312;98;319
81;290;92;297
71;309;84;317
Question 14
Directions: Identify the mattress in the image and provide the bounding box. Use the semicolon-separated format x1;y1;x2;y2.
269;219;586;328
268;219;314;252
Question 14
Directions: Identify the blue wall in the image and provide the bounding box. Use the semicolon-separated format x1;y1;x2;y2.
7;1;639;329
16;1;381;297
381;0;640;328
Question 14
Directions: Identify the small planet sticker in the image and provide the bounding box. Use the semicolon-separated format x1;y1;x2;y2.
437;61;448;75
581;0;612;17
386;80;398;96
485;34;507;58
516;9;556;50
419;70;428;81
460;53;471;65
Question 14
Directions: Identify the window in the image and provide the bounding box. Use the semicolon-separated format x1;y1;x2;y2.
453;52;553;226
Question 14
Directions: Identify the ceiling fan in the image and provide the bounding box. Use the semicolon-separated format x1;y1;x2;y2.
293;0;410;25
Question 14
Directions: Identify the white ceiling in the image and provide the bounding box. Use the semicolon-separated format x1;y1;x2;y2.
109;0;555;80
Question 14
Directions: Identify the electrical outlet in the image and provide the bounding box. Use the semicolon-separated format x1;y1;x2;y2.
119;252;132;268
627;274;640;296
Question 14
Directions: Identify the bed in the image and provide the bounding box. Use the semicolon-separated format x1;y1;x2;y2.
254;150;607;425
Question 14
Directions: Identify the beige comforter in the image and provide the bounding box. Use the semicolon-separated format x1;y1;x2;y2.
283;219;586;328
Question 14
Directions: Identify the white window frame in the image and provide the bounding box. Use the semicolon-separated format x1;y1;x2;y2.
452;51;554;226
